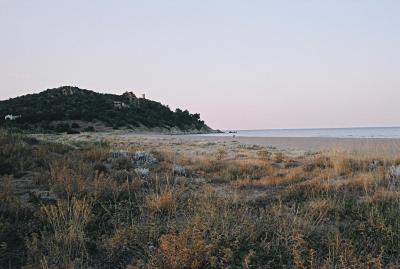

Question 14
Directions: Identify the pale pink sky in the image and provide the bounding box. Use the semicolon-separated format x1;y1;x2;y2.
1;1;399;130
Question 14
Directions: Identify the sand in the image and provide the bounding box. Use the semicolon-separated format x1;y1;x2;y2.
175;136;400;156
34;131;400;157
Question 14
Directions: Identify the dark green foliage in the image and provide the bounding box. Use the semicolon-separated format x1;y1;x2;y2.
67;129;80;134
54;123;71;133
0;86;208;132
71;122;80;129
84;126;95;132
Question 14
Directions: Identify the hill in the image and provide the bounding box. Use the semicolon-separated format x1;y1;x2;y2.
0;86;212;133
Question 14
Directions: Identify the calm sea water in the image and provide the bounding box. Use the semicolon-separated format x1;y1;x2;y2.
201;127;400;139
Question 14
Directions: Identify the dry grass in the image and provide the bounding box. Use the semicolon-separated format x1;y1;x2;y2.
0;175;16;204
235;166;306;189
38;198;92;268
2;131;400;268
367;188;400;203
146;189;177;214
158;224;212;269
257;149;271;160
274;152;285;163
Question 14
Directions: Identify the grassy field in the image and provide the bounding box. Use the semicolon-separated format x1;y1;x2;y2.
1;131;400;268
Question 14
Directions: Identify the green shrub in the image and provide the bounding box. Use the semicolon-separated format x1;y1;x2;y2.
71;122;80;129
67;129;80;134
84;126;95;132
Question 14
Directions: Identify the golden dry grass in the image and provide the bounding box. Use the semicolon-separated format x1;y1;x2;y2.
2;131;400;268
158;223;212;269
146;189;176;213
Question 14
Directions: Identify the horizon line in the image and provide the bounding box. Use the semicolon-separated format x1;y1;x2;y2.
226;126;400;132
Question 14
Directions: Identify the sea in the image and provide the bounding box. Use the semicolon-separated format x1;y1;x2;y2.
200;127;400;139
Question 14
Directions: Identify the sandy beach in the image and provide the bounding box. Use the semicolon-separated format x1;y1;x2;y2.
176;136;400;156
116;134;400;157
36;132;400;157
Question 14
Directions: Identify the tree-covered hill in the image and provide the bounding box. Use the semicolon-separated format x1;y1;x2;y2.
0;86;210;133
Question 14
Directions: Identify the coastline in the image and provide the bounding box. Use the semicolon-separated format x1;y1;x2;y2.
32;131;400;156
174;135;400;155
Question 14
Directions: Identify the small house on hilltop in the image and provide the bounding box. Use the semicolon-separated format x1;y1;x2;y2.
113;101;128;109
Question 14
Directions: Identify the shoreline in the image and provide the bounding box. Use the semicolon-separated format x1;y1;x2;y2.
32;131;400;156
146;134;400;156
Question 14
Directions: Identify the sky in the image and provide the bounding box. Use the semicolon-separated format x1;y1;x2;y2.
1;1;399;130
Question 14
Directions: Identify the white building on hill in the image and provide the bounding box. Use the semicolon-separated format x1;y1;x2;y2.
4;114;21;120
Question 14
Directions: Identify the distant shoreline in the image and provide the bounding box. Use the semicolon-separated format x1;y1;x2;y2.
197;127;400;139
31;131;400;156
112;134;398;156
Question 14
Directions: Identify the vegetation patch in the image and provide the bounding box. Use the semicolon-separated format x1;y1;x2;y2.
1;131;400;268
0;86;209;133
